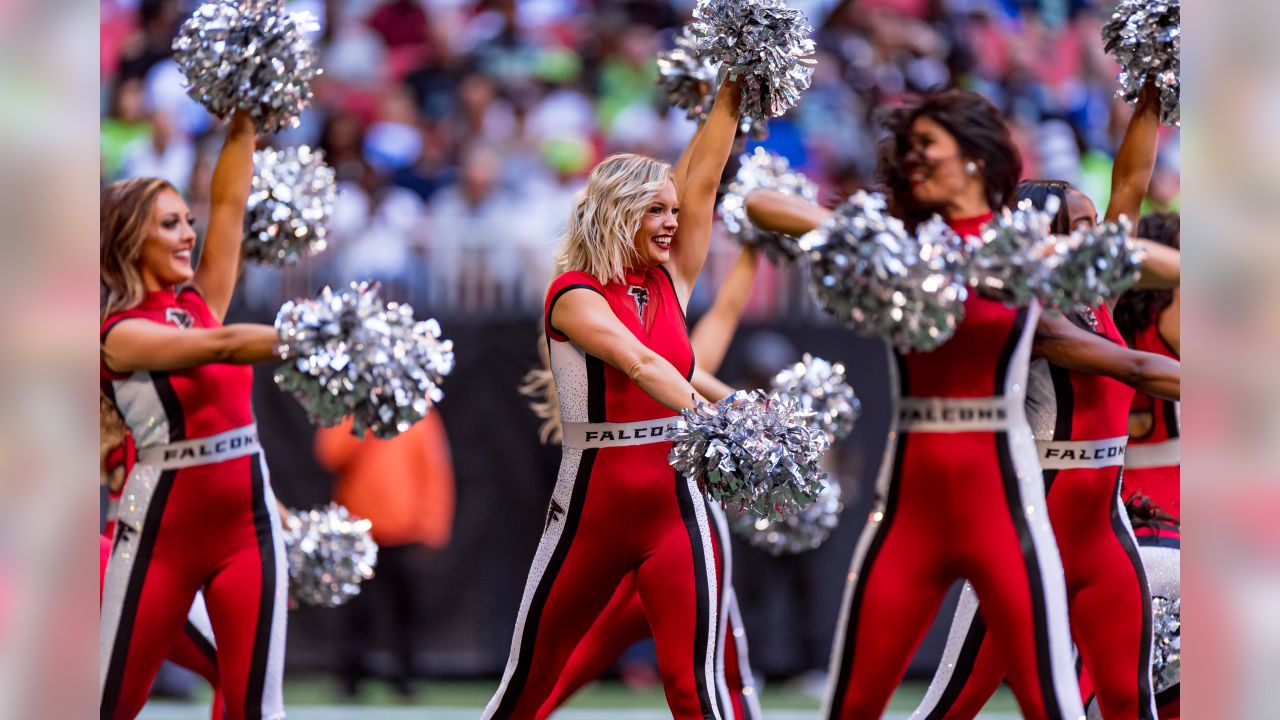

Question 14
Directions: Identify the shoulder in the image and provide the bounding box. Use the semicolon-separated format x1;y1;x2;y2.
545;271;608;342
178;286;219;327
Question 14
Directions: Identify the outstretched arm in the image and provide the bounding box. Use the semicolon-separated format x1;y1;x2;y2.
745;188;833;236
668;79;742;301
1104;81;1160;227
191;110;256;322
551;289;704;412
1133;239;1179;289
689;246;759;374
102;319;279;374
1034;313;1179;401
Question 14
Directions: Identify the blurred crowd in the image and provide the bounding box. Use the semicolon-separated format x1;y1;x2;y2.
101;0;1182;318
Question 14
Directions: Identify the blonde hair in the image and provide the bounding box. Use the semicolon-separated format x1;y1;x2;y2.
555;153;672;284
519;336;562;445
100;177;177;465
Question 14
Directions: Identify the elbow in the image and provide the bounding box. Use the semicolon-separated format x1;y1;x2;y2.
624;348;661;386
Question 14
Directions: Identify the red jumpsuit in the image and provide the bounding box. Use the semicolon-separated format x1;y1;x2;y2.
910;305;1156;720
1120;319;1180;718
539;499;762;720
101;438;225;720
485;266;725;720
823;214;1082;720
100;287;286;720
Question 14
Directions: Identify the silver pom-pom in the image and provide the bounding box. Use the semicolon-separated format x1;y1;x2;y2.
968;199;1058;306
1102;0;1180;126
172;0;322;133
728;474;843;555
801;192;968;352
689;0;816;120
668;390;830;520
1038;218;1144;310
719;148;818;263
243;145;335;266
658;26;720;122
274;282;455;439
770;354;860;441
283;503;378;608
1151;595;1180;693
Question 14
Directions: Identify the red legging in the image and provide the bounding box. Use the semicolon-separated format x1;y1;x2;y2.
823;430;1080;720
100;535;225;720
540;500;760;719
911;469;1155;719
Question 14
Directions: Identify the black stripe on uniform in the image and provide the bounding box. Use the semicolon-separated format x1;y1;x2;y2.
182;622;218;671
992;307;1065;719
1109;471;1157;720
546;284;604;339
152;373;186;442
101;469;178;720
675;471;718;719
921;613;990;720
826;434;909;719
492;353;607;717
245;454;276;720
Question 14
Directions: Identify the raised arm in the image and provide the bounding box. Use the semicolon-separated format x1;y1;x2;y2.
745;188;833;236
1034;313;1179;401
668;80;742;300
1104;81;1160;227
689;246;759;374
550;289;703;412
102;319;280;374
191;110;256;322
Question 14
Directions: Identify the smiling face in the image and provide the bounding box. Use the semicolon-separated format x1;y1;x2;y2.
903;116;982;210
137;189;197;290
631;178;679;268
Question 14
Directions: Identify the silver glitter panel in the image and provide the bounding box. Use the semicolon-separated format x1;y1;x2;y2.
282;503;378;608
244;145;335;266
727;473;843;555
273;282;455;439
1102;0;1180;126
718;148;818;264
689;0;816;120
800;192;968;352
667;389;829;520
770;353;860;441
172;0;322;134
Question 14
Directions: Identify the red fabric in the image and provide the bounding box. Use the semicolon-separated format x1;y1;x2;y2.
1122;320;1180;523
827;212;1079;720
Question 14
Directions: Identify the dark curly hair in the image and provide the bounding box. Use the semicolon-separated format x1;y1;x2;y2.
1114;213;1180;345
877;89;1022;230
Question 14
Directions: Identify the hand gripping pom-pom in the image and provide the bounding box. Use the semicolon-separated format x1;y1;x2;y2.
172;0;322;133
801;192;968;352
1038;218;1144;311
1102;0;1180;125
283;503;378;608
689;0;816;120
719;148;818;264
273;282;455;439
770;354;860;441
728;474;843;555
668;389;829;521
244;145;335;266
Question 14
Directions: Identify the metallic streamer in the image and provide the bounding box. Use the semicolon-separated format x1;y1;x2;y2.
1038;218;1144;310
243;145;335;266
801;192;968;352
1102;0;1180;125
172;0;322;133
719;148;818;263
770;353;860;441
689;0;816;120
273;282;455;439
667;390;830;521
728;474;843;555
283;503;378;608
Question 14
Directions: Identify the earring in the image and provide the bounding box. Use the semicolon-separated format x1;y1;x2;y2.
964;161;978;176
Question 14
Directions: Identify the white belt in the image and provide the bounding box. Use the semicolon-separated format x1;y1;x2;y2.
561;417;678;450
1037;435;1128;469
136;423;261;470
895;397;1020;432
1124;438;1180;469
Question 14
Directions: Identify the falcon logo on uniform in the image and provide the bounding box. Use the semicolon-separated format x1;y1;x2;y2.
545;500;565;530
165;308;194;329
627;286;649;320
112;522;138;556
